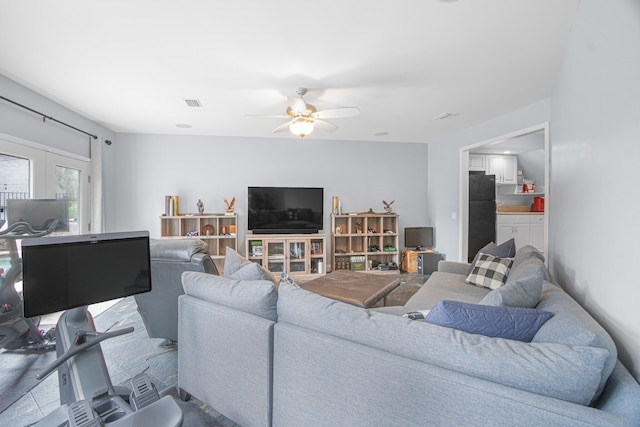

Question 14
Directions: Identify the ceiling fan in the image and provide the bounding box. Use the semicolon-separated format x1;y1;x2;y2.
243;88;360;138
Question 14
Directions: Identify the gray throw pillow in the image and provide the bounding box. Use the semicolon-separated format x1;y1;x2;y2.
467;238;516;274
479;275;543;308
224;247;252;276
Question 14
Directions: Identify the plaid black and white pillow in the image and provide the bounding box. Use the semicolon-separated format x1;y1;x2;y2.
466;253;513;289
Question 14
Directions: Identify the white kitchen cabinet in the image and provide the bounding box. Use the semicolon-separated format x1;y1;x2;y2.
496;214;544;252
468;154;486;171
486;155;518;184
530;215;545;251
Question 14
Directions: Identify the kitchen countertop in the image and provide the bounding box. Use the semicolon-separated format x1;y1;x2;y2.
497;211;544;215
496;205;544;215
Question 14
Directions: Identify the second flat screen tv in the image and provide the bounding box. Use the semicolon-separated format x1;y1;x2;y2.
248;187;323;234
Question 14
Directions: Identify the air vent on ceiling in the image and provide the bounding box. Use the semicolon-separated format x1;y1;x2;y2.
433;112;458;120
184;99;202;107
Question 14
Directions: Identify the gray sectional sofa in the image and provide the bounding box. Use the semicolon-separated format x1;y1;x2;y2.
177;246;640;426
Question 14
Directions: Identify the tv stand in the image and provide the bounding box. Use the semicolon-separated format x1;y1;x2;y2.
245;233;327;279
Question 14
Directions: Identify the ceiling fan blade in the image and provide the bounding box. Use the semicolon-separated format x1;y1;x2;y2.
314;119;339;132
272;120;295;133
313;107;360;119
243;113;290;118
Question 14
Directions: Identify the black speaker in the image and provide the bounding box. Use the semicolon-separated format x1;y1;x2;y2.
416;253;446;275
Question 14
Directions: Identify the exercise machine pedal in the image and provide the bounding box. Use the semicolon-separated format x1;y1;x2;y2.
67;400;103;427
129;373;160;410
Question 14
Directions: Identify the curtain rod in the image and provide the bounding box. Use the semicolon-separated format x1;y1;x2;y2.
0;95;98;140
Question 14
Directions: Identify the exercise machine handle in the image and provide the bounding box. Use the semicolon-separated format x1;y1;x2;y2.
36;327;134;380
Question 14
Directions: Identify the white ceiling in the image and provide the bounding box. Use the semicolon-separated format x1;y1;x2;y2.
0;0;580;143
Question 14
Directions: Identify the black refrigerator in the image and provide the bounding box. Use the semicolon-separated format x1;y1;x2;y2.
468;173;496;262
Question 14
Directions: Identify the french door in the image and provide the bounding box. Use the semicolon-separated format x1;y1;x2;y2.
0;138;90;235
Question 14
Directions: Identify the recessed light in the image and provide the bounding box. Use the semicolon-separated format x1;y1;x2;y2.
503;150;511;154
373;131;389;137
176;123;192;128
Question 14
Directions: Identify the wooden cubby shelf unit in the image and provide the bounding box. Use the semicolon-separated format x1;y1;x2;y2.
331;213;399;272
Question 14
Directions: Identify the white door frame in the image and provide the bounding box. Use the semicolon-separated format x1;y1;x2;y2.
1;137;90;234
458;123;550;261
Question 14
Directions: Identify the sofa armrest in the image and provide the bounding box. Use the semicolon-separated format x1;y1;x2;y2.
437;260;469;275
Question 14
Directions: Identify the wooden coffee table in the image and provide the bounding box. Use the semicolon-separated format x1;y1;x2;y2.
300;270;401;308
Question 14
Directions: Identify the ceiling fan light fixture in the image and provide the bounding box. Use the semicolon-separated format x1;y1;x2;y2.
289;119;314;138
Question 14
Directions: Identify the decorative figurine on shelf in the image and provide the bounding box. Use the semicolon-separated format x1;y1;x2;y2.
196;199;204;215
383;200;395;214
222;197;236;214
355;222;363;234
220;226;227;235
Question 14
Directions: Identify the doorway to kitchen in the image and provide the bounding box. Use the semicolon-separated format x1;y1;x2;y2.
458;123;549;262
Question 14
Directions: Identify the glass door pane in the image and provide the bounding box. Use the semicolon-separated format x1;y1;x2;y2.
55;165;80;235
0;153;31;224
288;241;306;273
46;153;89;235
0;153;31;275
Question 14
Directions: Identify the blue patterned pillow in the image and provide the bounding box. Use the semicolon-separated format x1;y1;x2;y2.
424;300;553;342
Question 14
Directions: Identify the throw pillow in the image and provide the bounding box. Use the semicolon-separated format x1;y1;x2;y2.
280;271;300;288
466;253;513;289
224;247;278;287
424;300;554;342
224;247;252;276
479;275;543;308
467;238;516;274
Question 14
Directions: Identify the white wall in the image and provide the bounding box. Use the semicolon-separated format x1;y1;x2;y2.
0;74;114;157
106;133;429;261
549;0;640;380
427;99;550;261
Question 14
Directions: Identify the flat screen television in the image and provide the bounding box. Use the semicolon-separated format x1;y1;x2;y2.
248;186;323;234
8;199;69;231
404;227;434;250
21;231;152;318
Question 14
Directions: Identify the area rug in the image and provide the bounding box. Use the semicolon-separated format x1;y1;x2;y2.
0;344;57;413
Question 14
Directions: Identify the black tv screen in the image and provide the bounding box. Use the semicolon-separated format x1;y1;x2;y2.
21;231;151;318
248;187;323;234
404;227;434;250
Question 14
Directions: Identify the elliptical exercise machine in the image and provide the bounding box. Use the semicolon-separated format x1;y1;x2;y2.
0;216;59;351
22;231;183;427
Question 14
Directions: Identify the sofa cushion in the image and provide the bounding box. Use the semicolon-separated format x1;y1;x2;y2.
480;275;543;308
404;271;489;310
466;253;513;289
467;238;515;274
511;244;545;271
424;300;553;342
533;282;618;404
277;283;608;405
182;271;278;321
150;238;209;261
